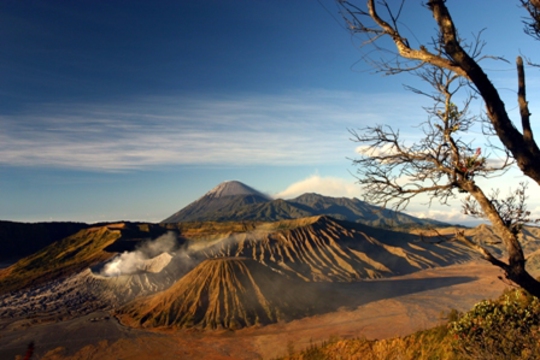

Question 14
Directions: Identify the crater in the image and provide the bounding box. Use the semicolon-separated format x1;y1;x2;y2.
91;252;173;278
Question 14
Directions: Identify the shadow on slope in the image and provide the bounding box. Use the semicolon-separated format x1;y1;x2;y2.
0;221;89;264
0;223;175;294
196;216;473;282
117;256;475;330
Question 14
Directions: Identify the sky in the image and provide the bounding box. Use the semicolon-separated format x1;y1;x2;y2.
2;0;540;224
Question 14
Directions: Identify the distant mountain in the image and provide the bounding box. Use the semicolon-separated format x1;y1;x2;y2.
162;181;448;228
203;180;270;199
162;180;271;223
290;193;445;228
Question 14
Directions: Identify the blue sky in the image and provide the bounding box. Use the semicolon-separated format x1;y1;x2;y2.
2;1;540;224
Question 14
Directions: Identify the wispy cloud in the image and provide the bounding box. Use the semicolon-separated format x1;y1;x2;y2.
275;174;362;199
405;207;471;224
0;90;424;171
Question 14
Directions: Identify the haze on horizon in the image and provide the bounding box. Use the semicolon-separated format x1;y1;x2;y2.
1;1;540;225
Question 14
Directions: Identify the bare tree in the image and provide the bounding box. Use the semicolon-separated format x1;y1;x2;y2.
337;0;540;186
521;0;540;40
336;0;540;294
350;63;540;296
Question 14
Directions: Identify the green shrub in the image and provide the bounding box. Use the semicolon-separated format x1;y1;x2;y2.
449;289;540;359
277;289;540;360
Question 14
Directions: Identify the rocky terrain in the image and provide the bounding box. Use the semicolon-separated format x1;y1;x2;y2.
1;181;538;359
0;216;473;329
196;216;472;282
0;252;188;322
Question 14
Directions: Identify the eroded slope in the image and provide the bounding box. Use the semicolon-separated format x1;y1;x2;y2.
118;257;319;329
197;216;473;282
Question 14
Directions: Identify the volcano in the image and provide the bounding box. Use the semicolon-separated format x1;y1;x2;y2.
162;180;448;228
162;180;271;223
117;257;318;329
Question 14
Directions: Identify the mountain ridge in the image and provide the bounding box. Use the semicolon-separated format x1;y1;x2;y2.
195;215;472;282
162;181;448;228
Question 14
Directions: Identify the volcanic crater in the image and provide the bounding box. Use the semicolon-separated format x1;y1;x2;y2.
0;181;510;359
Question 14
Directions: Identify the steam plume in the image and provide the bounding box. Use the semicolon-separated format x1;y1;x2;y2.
100;232;177;277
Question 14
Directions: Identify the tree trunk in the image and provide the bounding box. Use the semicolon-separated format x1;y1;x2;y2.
428;0;540;187
464;181;540;297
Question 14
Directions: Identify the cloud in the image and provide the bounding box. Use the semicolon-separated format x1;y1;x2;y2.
274;175;473;225
275;174;362;199
0;90;424;171
405;208;471;224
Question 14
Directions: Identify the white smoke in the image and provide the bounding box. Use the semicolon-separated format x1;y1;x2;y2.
100;231;177;277
275;174;362;199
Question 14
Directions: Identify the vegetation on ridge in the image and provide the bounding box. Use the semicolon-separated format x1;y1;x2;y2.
277;288;540;360
0;226;121;293
0;223;171;294
0;221;89;262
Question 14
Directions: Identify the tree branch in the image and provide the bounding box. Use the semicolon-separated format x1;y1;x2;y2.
517;56;534;146
338;0;540;296
427;0;540;183
453;230;508;270
365;0;468;77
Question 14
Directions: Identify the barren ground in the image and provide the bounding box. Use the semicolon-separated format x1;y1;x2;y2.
0;259;510;360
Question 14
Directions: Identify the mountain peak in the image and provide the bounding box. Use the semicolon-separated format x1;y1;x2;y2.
161;181;272;223
205;181;271;200
162;181;447;227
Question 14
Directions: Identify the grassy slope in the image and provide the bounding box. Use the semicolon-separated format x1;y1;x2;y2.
0;226;121;293
0;221;89;262
277;326;454;360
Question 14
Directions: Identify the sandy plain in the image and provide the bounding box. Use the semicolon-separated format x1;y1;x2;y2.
0;259;509;360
